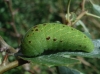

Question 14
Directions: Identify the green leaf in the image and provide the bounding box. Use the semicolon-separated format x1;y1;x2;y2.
20;54;80;67
75;20;91;38
92;4;100;16
20;39;100;66
57;66;83;74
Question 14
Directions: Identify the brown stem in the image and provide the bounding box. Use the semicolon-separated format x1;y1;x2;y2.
0;36;17;54
72;11;87;25
1;54;9;65
0;58;28;74
81;0;86;12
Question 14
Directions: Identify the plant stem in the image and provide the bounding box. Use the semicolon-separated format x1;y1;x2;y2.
0;58;28;74
81;0;86;12
86;12;100;19
72;11;100;26
89;0;93;4
66;0;72;26
67;0;71;21
72;11;87;25
0;36;17;53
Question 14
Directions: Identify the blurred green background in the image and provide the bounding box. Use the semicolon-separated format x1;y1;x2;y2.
0;0;100;74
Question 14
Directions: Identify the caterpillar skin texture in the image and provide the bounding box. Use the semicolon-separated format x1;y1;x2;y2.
21;23;94;57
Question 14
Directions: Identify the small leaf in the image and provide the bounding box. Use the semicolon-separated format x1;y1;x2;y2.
92;4;100;16
75;20;91;38
20;39;100;66
57;66;83;74
20;39;100;67
20;54;80;67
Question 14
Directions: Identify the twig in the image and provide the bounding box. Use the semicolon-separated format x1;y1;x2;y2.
0;58;28;74
77;56;91;66
86;12;100;19
58;0;66;24
0;36;17;54
91;18;100;29
67;0;71;21
72;11;87;25
1;54;9;66
72;0;100;25
28;70;35;74
89;0;93;4
66;0;72;26
81;0;86;12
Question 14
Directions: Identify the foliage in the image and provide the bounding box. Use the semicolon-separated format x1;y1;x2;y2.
0;0;100;74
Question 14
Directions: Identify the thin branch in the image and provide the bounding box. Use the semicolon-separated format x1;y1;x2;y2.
0;59;28;74
67;0;71;21
72;11;87;25
81;0;86;12
86;12;100;19
77;57;91;66
91;18;100;29
0;36;27;73
0;36;17;54
72;11;100;26
66;0;72;26
89;0;93;4
1;54;9;66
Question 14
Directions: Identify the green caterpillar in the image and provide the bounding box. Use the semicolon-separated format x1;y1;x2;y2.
21;23;94;57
